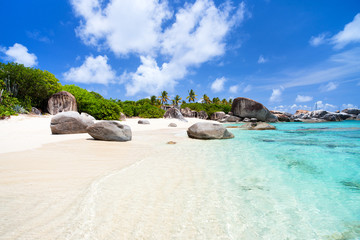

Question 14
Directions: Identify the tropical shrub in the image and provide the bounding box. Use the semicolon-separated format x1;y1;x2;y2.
115;99;165;118
62;85;122;120
0;79;19;118
0;62;62;110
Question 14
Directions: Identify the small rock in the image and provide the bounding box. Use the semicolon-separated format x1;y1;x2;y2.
31;107;41;115
250;118;257;122
168;123;177;127
138;119;150;124
167;141;176;144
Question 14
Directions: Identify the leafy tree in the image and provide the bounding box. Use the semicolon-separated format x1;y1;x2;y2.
221;98;228;105
0;62;61;110
0;79;19;118
159;91;169;104
186;89;197;102
212;97;220;104
150;95;158;105
229;98;233;105
172;95;182;106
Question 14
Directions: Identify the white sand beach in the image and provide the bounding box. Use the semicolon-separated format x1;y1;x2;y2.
0;115;232;239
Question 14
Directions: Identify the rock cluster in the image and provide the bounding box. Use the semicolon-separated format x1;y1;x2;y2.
180;107;208;119
272;109;360;122
187;122;234;140
47;91;77;115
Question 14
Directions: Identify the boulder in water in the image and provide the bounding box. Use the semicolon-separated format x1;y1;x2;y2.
187;122;234;140
231;97;277;122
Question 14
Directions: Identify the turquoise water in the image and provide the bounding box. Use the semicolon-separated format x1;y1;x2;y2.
191;121;360;239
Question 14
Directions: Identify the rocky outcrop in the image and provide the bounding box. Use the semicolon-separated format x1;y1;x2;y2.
86;121;132;141
187;122;234;140
239;122;276;130
270;111;291;122
47;91;77;115
231;97;277;122
211;112;226;121
357;114;360;120
138;119;150;124
164;107;187;122
50;111;94;134
181;107;196;118
342;108;360;115
323;113;342;122
295;110;310;115
197;111;208;120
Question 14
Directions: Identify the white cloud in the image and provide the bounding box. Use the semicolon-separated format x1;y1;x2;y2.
63;55;117;84
320;81;338;92
243;84;252;93
71;0;246;96
295;95;313;102
332;13;360;49
257;55;267;63
314;101;337;111
269;87;283;102
71;0;171;55
309;33;328;47
211;77;227;92
1;43;37;67
273;104;312;113
342;103;358;109
229;85;238;93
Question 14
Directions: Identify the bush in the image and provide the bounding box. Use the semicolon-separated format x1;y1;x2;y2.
62;85;122;120
114;99;165;118
181;103;231;118
138;104;165;118
0;62;62;111
0;80;19;118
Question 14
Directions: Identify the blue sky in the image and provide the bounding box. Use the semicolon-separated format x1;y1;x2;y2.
1;0;359;112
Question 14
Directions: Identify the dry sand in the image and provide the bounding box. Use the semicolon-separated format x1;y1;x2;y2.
0;115;230;239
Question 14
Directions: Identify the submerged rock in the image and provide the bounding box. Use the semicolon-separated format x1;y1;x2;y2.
87;121;132;141
50;111;94;134
187;122;234;140
239;122;276;130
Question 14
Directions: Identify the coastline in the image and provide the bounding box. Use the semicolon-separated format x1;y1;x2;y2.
0;115;222;239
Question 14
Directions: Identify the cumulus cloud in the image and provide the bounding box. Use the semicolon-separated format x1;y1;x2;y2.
314;101;337;111
269;87;283;102
63;55;117;84
229;85;238;93
295;95;313;103
71;0;246;95
309;33;328;47
257;55;267;63
320;82;338;92
211;77;227;92
332;13;360;49
1;43;37;67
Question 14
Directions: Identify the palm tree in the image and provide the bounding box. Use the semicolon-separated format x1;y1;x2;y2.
212;97;220;104
201;94;211;104
186;89;197;103
150;95;157;105
172;95;182;106
159;91;169;104
229;98;233;105
221;98;228;105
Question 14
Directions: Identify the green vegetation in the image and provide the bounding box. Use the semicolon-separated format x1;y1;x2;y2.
0;61;235;121
63;85;121;120
181;102;231;117
0;62;61;110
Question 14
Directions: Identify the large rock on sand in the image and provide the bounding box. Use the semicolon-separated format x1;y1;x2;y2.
239;122;276;130
211;111;226;121
48;91;77;115
50;111;94;134
87;121;132;141
187;122;234;140
164;107;187;122
342;108;360;115
231;97;277;122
